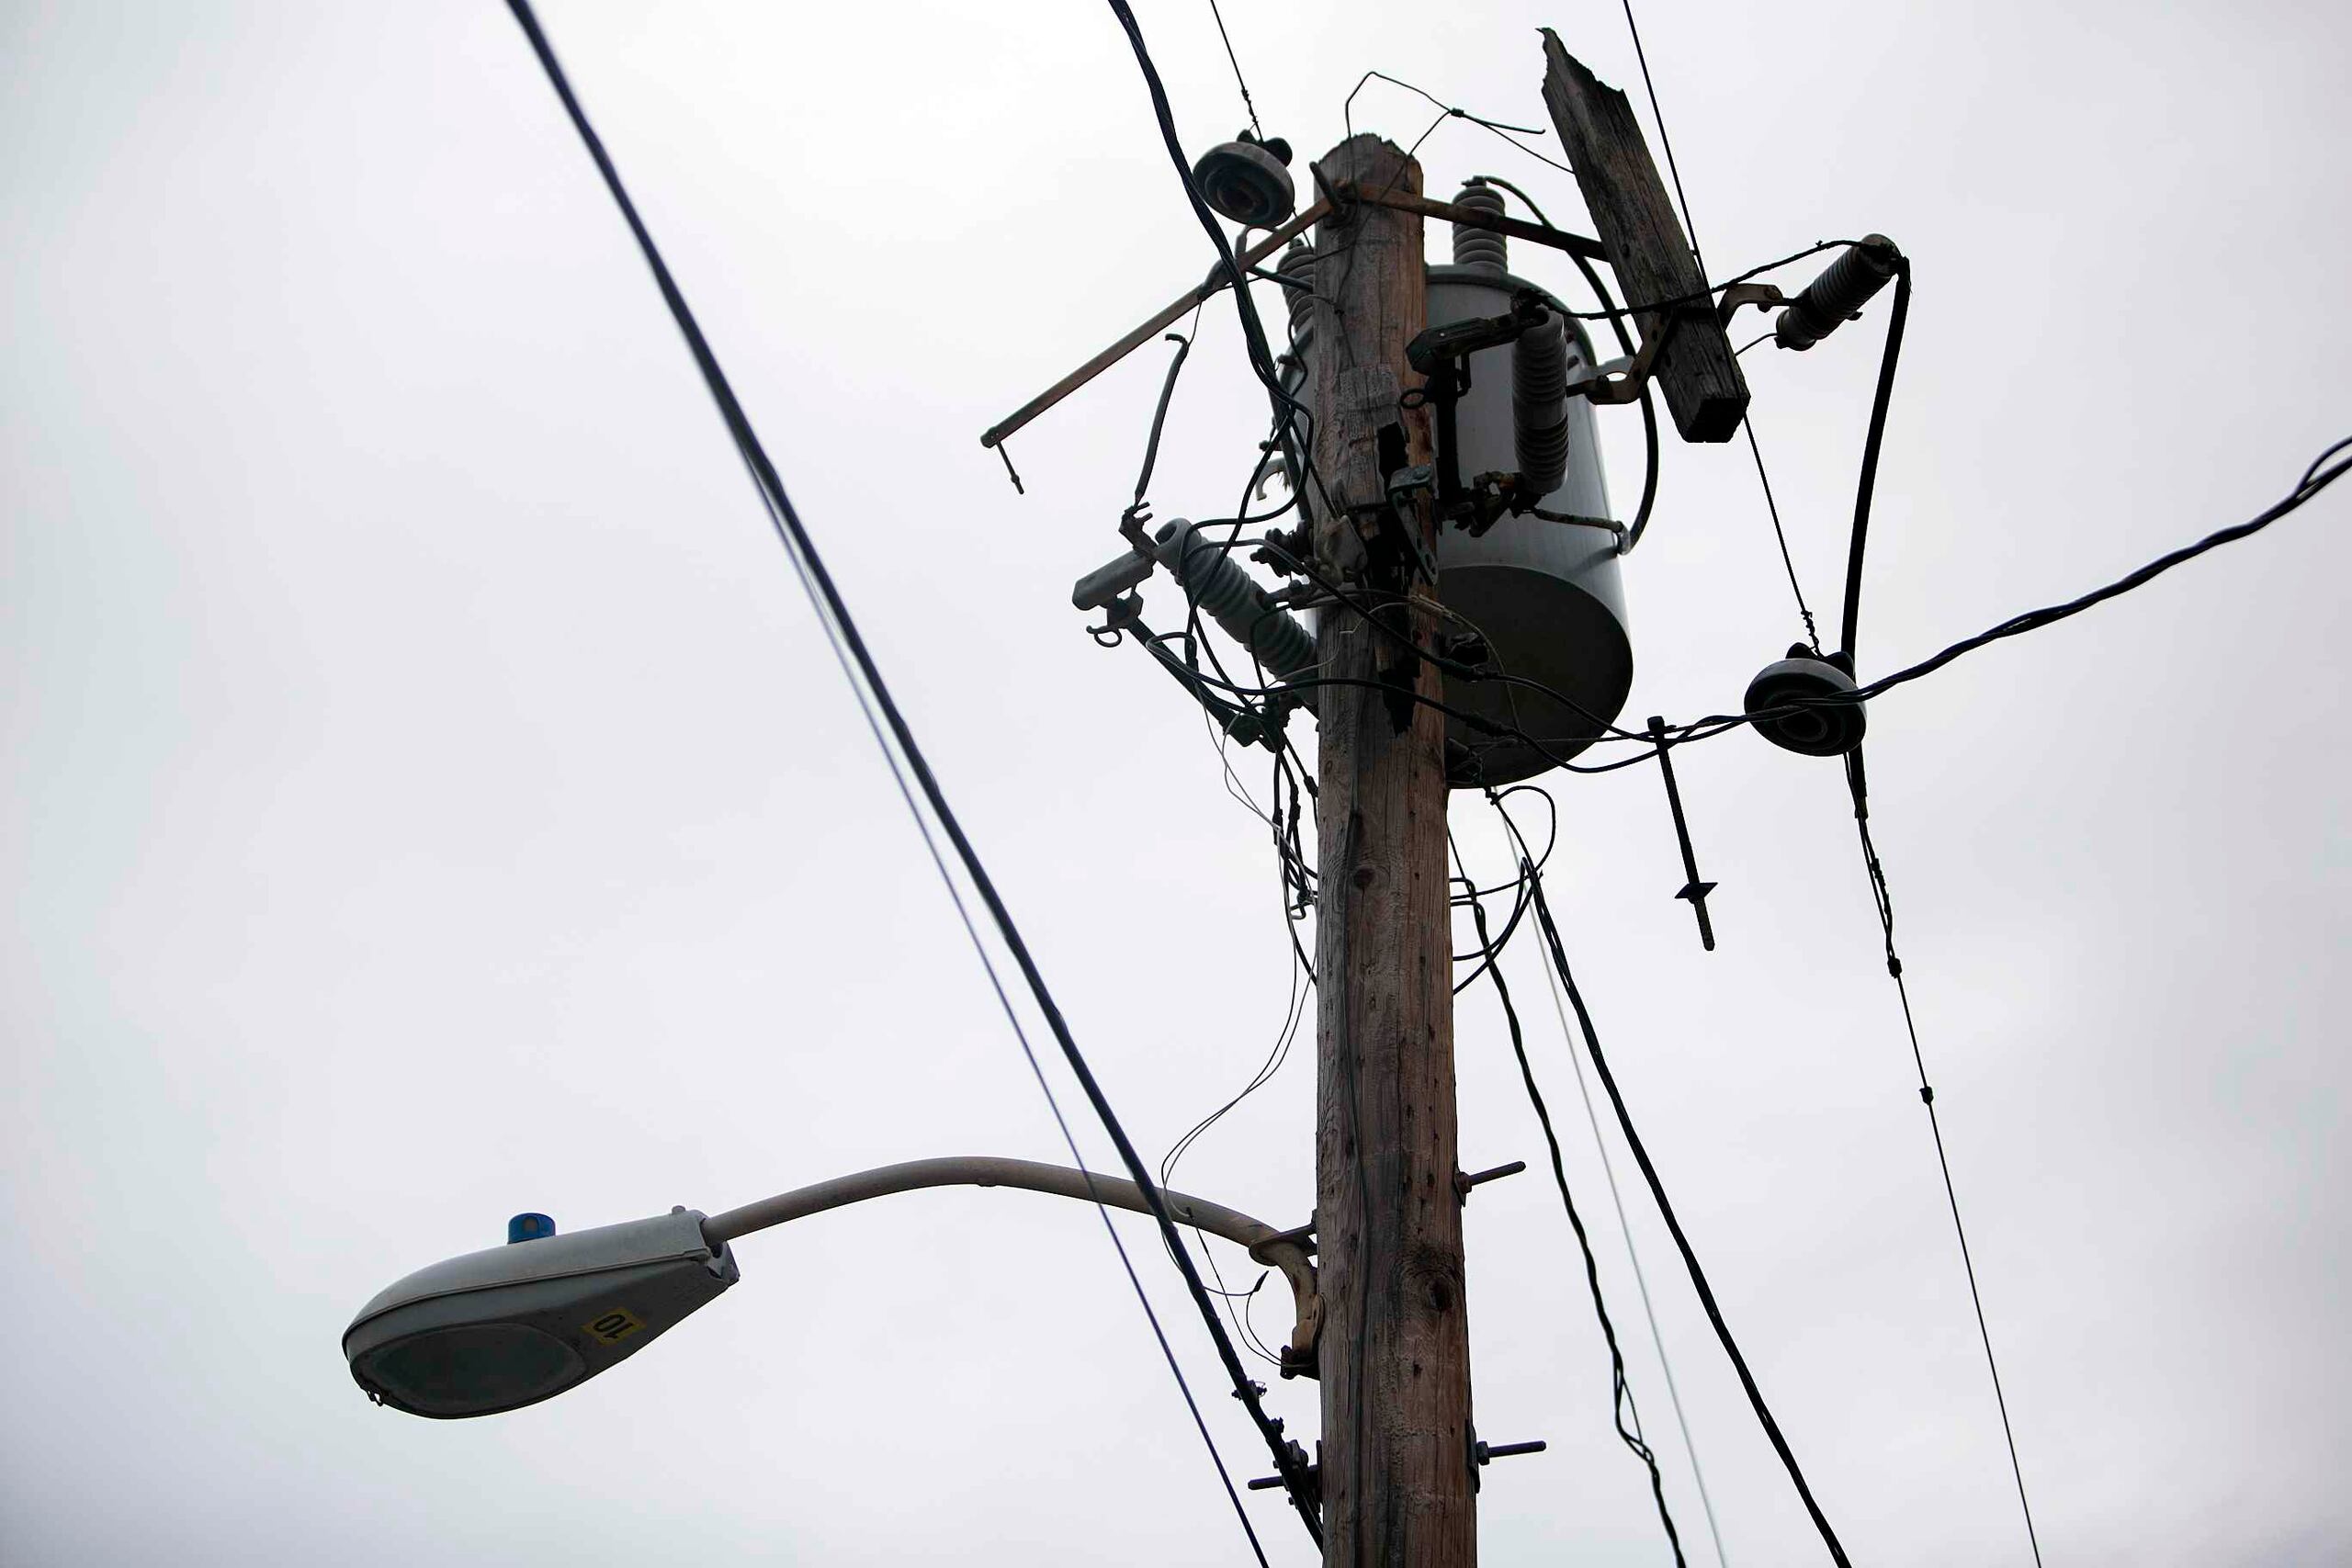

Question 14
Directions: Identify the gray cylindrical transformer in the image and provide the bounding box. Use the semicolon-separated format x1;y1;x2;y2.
1280;265;1631;786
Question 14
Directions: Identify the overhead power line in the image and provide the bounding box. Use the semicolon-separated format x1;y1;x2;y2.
1844;774;2045;1565
1490;791;1731;1568
1454;836;1689;1565
503;3;1317;1556
1204;0;1262;138
1524;867;1856;1567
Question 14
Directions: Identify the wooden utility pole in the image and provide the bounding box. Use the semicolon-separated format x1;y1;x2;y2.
1306;133;1476;1567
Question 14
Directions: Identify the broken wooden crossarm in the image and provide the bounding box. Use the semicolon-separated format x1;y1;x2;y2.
977;184;1610;455
978;199;1331;453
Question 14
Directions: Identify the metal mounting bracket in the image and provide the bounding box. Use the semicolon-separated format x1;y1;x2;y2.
1566;310;1679;405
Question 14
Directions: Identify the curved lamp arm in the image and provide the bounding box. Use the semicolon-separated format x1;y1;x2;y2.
703;1156;1320;1375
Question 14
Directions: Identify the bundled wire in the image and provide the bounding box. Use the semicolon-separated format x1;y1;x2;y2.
503;3;1318;1553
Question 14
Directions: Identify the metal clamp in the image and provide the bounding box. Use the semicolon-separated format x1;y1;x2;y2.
1715;280;1790;328
1566;310;1679;406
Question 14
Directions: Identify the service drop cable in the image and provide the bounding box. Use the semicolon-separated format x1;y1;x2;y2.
503;4;1317;1553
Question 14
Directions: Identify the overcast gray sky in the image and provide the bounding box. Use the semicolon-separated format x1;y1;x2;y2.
5;1;2347;1563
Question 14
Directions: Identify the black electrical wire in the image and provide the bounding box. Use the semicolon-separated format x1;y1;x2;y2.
1601;0;1824;658
1615;0;1708;269
1132;324;1197;513
2300;433;2352;489
1454;841;1690;1567
1109;0;1331;530
1169;653;1665;781
1162;938;1309;1193
1560;240;1855;322
1204;0;1261;139
1837;259;1911;663
1490;791;1730;1568
1344;70;1577;175
1844;781;2045;1566
1839;444;2348;707
1745;412;1825;654
1804;245;2043;1562
503;5;1317;1553
1624;439;2351;754
1524;867;1856;1566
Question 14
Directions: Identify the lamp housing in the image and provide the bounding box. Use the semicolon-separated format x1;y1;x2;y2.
344;1208;738;1418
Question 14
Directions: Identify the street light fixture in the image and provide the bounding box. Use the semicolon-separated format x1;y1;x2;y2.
345;1156;1320;1418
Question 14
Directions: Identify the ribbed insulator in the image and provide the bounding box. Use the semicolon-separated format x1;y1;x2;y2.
1279;241;1317;344
1511;308;1570;498
1156;519;1319;680
1774;234;1902;352
1452;182;1509;274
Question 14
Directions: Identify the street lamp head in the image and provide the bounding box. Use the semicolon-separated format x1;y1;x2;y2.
344;1208;739;1418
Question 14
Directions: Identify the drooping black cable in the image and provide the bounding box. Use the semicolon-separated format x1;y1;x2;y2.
1109;0;1326;521
1840;446;2346;706
1838;260;1911;662
1454;840;1688;1566
1649;443;2351;750
2299;433;2352;490
1132;326;1196;513
1524;867;1855;1566
503;5;1317;1551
